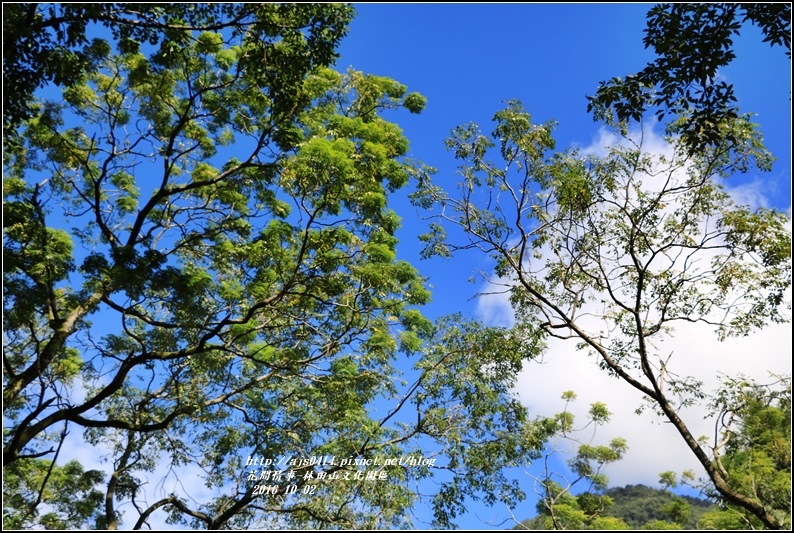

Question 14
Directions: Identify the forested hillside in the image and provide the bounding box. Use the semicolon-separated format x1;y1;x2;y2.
606;485;714;529
513;484;716;530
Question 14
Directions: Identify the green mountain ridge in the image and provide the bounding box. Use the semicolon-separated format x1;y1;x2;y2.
513;484;717;530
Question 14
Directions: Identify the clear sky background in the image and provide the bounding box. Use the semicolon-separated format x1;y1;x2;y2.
38;4;791;530
332;3;792;528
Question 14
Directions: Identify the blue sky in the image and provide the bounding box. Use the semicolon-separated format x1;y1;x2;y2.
332;3;792;528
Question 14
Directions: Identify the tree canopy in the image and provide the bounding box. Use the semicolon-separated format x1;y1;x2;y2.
515;483;717;530
3;4;791;531
525;392;630;530
412;99;791;528
2;4;548;529
587;3;791;153
695;375;792;529
513;376;791;530
2;4;349;141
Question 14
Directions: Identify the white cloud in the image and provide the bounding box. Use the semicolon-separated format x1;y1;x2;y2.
475;282;515;328
725;178;773;210
510;320;791;489
475;126;792;491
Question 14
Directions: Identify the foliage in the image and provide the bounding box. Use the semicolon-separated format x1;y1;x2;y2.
609;484;714;529
2;456;105;529
520;375;792;531
2;4;350;142
587;3;791;154
412;100;791;529
519;393;630;530
694;375;791;529
584;6;793;521
418;315;550;527
2;5;545;529
514;483;718;530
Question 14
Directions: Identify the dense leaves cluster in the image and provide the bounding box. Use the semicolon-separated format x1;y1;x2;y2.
3;5;541;529
587;3;791;153
2;4;349;141
697;375;792;529
3;458;105;529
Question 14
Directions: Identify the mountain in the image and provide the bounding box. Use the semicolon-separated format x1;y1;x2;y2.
512;484;717;530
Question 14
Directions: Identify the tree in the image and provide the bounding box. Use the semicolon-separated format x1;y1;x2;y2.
695;374;791;529
412;100;791;528
513;377;790;531
2;4;349;141
3;6;545;528
522;392;629;530
2;457;105;529
639;473;694;529
587;3;791;154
